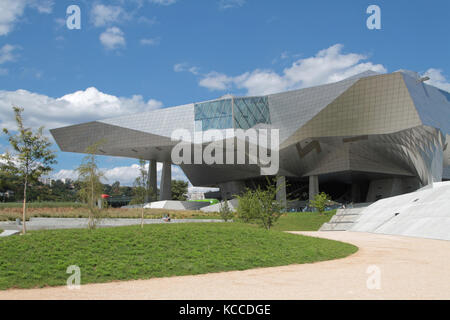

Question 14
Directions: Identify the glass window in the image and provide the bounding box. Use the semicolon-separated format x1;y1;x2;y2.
233;96;271;129
194;99;233;131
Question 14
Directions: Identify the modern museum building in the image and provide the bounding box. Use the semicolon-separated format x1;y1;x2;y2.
51;70;450;204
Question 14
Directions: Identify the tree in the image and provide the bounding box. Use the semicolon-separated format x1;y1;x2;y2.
219;198;234;222
171;180;188;201
111;181;121;195
130;159;153;228
236;179;284;230
309;192;331;215
1;106;57;234
76;141;105;229
236;189;258;223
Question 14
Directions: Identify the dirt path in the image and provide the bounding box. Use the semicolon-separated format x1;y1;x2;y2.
1;231;450;300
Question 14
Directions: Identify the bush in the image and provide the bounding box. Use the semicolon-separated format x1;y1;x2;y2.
219;199;234;222
236;189;257;223
236;182;284;230
309;192;332;215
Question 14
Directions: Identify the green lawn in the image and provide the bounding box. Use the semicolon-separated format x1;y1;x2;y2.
0;202;86;209
0;223;357;290
271;211;336;231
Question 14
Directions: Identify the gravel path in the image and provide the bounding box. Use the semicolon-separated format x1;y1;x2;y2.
1;231;450;300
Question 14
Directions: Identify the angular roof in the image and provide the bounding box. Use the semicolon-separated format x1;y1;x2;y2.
51;70;450;160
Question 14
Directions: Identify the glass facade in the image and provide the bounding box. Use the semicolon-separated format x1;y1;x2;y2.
194;99;233;131
233;96;270;130
194;96;271;131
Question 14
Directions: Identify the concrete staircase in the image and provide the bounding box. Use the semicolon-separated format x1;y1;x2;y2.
319;204;370;231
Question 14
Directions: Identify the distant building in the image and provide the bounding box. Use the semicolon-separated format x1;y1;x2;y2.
38;177;53;186
188;191;205;201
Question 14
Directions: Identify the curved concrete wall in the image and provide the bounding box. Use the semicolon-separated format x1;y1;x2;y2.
350;181;450;240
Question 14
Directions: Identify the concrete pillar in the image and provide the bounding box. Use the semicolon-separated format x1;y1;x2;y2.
147;160;157;202
160;161;172;201
276;176;287;210
309;175;319;201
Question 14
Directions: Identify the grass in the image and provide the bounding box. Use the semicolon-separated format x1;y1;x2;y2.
0;206;220;221
272;211;337;231
0;202;86;209
0;223;357;290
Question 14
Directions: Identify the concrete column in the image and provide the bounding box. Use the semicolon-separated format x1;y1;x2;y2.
309;175;319;201
147;160;157;202
276;176;287;210
160;161;172;201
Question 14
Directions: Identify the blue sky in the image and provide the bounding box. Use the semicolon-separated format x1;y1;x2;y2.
0;0;449;187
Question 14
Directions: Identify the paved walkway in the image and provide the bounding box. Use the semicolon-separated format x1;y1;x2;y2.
0;217;223;231
1;231;450;300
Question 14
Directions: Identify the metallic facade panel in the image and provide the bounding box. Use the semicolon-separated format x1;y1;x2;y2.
51;70;450;196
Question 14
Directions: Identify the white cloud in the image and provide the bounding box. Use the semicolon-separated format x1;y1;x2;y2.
219;0;246;10
100;27;126;50
137;16;158;25
0;44;18;64
0;0;27;36
195;44;387;95
140;37;160;46
51;169;79;181
424;68;450;93
54;18;65;29
29;0;53;14
173;63;199;75
0;0;53;36
148;0;177;5
199;72;233;91
91;4;130;27
0;87;163;132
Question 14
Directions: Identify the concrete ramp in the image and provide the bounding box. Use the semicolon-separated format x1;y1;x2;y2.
350;181;450;240
319;207;366;231
143;201;210;210
201;199;239;213
0;230;20;237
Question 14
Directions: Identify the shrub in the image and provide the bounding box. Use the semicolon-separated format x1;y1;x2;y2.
236;181;284;230
309;192;332;215
236;189;257;223
219;199;234;222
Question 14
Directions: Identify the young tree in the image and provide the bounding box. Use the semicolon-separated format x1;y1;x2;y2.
236;179;284;230
236;189;257;223
171;180;188;201
77;141;105;229
1;106;57;234
219;198;234;222
309;192;331;215
130;159;153;228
